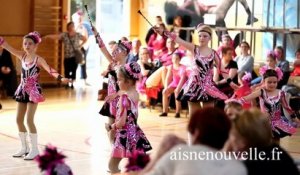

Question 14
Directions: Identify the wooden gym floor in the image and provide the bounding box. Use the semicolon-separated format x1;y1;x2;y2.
0;86;299;175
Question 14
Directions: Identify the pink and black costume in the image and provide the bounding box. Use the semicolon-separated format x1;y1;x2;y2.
178;46;228;102
112;94;152;158
259;89;297;138
14;54;45;103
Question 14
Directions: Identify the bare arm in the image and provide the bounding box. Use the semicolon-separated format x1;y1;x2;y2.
37;56;69;83
0;38;25;60
44;34;62;40
153;27;195;53
242;89;261;101
92;28;114;63
213;66;219;83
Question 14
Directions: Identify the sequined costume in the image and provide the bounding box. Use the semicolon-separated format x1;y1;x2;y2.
112;94;152;158
178;46;228;102
14;55;44;103
259;89;297;138
99;62;120;118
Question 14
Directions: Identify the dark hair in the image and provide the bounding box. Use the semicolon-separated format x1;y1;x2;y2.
275;46;284;59
119;67;135;84
239;41;250;48
187;107;231;149
263;69;278;79
221;46;233;55
67;22;74;30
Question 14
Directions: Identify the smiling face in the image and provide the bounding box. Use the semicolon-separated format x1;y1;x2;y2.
23;38;37;53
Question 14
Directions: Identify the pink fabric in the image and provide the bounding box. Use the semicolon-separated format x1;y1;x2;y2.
168;65;186;88
259;89;296;135
259;66;283;80
111;94;151;158
147;33;166;59
291;66;300;76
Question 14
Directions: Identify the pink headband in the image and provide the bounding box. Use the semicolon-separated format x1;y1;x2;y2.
124;62;141;80
266;50;278;59
25;31;42;44
119;40;132;51
259;67;283;80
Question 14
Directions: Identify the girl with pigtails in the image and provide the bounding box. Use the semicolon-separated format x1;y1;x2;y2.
227;69;297;143
0;32;69;160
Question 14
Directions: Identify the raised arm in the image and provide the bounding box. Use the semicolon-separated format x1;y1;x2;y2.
92;27;114;63
37;56;69;83
0;37;25;60
153;27;195;53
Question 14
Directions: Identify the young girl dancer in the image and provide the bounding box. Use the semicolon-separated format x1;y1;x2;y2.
229;69;297;143
106;62;152;173
159;51;186;118
155;24;228;117
92;28;132;144
0;32;69;160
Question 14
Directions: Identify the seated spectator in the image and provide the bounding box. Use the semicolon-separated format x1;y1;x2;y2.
137;47;154;106
251;50;282;88
217;34;237;59
126;38;141;63
223;109;299;175
214;46;238;98
140;134;186;174
147;23;167;60
275;46;290;89
290;48;300;76
234;41;254;74
144;107;247;175
145;16;163;44
159;51;186;118
0;47;18;97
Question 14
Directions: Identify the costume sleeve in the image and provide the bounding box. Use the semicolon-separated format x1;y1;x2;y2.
280;90;294;115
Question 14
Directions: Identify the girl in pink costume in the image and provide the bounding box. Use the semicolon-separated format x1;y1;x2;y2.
228;69;297;143
159;51;186;118
0;32;69;160
105;62;152;173
92;27;132;144
155;24;228;118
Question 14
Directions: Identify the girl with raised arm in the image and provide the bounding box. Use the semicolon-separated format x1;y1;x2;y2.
0;32;69;160
155;24;228;117
92;27;132;144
